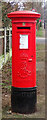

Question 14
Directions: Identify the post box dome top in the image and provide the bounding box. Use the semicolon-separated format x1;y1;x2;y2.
7;10;41;20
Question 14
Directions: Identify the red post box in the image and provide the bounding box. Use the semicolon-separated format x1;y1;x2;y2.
7;11;40;113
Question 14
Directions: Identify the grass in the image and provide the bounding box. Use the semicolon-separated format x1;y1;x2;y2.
36;44;45;51
36;27;43;37
36;52;45;61
36;44;45;61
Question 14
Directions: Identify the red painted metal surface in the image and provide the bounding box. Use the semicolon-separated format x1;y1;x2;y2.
7;11;40;88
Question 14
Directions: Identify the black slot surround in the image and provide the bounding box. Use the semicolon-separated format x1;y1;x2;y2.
17;27;30;29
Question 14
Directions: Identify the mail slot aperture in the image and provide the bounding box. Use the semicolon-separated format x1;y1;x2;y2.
17;27;30;29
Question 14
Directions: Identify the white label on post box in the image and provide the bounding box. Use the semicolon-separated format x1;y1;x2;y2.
19;35;28;49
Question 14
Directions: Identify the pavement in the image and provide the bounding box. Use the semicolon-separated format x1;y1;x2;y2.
36;37;45;44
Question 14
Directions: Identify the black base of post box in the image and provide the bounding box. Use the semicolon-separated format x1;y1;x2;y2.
11;86;37;114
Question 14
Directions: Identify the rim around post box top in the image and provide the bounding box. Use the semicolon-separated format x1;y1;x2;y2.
7;10;41;19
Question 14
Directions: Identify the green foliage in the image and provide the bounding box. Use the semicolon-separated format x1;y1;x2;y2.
0;83;11;91
36;27;43;37
36;18;40;28
6;85;11;91
37;18;40;24
0;83;6;85
40;21;42;27
2;2;18;27
3;85;11;91
2;2;12;27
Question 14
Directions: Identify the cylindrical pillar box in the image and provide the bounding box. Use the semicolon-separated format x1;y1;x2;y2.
7;11;40;114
